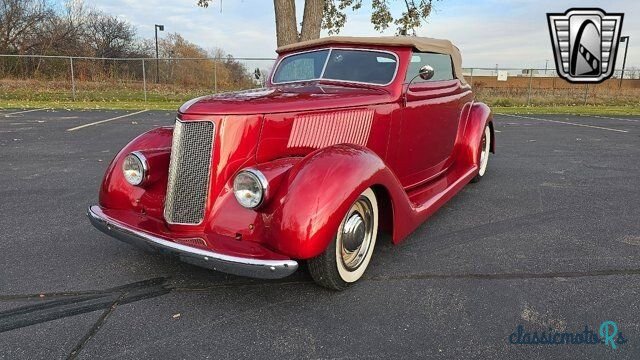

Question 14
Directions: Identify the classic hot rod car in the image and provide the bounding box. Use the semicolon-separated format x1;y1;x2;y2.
88;36;494;290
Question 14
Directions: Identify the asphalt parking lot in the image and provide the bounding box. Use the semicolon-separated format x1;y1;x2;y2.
0;108;639;359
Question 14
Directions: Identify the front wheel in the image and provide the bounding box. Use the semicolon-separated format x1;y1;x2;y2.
471;124;491;183
308;188;379;290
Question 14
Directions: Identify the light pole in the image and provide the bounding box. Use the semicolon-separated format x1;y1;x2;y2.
155;24;164;83
545;59;549;75
619;36;629;88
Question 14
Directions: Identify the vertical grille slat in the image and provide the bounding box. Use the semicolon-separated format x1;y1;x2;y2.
164;120;215;225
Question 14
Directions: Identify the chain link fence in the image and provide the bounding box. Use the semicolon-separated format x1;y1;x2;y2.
0;54;276;104
1;54;639;106
463;67;640;107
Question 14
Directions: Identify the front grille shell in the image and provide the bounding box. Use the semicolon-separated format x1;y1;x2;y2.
164;120;215;225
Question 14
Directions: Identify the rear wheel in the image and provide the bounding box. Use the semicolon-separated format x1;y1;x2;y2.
308;188;378;290
471;125;491;183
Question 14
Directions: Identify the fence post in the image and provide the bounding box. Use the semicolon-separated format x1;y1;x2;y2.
526;68;533;106
214;61;218;93
584;84;589;105
142;59;147;102
69;57;76;101
470;68;474;87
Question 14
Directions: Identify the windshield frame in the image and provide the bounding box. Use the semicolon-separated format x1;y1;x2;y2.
271;47;400;87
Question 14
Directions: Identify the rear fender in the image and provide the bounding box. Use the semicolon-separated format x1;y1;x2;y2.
460;102;494;168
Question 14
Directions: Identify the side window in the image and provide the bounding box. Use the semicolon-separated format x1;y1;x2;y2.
404;52;454;83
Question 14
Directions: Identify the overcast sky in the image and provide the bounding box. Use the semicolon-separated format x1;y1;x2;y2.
81;0;638;69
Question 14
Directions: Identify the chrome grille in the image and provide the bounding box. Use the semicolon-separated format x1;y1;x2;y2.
164;120;215;225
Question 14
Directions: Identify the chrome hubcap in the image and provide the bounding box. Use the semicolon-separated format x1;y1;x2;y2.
480;133;488;166
343;214;365;251
478;126;490;176
339;196;374;271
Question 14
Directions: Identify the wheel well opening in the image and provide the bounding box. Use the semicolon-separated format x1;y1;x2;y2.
371;185;393;241
488;120;496;154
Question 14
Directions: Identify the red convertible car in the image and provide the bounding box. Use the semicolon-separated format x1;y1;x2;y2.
88;36;494;290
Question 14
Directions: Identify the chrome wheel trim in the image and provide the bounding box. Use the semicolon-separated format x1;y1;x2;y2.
340;202;372;270
478;125;491;177
335;188;378;283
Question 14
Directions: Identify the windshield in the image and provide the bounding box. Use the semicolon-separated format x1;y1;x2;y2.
272;48;398;86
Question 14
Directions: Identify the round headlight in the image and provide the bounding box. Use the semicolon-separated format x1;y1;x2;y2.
233;169;267;209
122;152;147;186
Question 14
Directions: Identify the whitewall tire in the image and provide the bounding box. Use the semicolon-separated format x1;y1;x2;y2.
308;188;379;290
471;125;491;183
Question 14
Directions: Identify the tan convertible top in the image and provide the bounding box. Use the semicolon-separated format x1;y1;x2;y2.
276;36;466;84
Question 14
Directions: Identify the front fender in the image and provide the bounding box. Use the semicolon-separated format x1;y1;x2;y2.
99;127;173;219
265;144;405;259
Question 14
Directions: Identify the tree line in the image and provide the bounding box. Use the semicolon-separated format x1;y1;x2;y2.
0;0;257;90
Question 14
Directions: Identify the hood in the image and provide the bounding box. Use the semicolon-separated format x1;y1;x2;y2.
179;83;395;115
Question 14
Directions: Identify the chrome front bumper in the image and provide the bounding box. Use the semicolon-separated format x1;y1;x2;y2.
87;206;298;279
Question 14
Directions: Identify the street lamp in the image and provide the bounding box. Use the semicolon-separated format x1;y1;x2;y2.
545;59;549;75
155;24;164;83
619;36;630;88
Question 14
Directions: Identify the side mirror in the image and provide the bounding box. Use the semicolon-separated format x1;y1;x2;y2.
418;65;435;81
403;64;435;107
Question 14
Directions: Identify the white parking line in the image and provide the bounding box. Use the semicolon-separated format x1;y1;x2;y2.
497;113;629;133
3;108;48;117
575;114;640;123
67;110;148;132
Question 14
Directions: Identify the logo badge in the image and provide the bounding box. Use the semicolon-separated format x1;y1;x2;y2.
547;8;624;83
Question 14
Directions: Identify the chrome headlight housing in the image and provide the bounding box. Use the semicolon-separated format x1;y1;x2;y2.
122;152;147;186
233;169;267;209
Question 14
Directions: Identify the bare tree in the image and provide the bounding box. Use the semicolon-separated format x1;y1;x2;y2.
197;0;440;47
0;0;52;53
37;0;88;56
84;10;136;58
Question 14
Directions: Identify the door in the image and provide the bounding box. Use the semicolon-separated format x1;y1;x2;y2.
391;52;470;188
